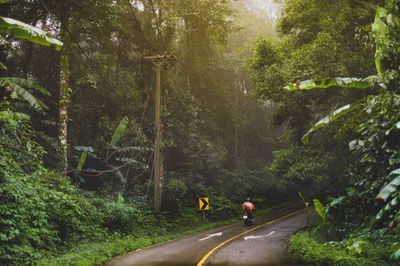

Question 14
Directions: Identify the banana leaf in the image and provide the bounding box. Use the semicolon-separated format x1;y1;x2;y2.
109;164;125;183
76;151;87;173
313;199;326;222
1;77;51;96
0;17;63;50
115;157;148;168
302;102;362;144
376;196;399;220
110;116;129;146
298;192;309;207
376;173;400;201
11;84;47;112
106;145;152;153
284;77;371;91
0;77;50;113
73;146;95;152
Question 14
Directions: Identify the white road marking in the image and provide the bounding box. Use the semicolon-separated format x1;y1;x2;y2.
243;231;275;240
199;232;223;241
265;231;275;237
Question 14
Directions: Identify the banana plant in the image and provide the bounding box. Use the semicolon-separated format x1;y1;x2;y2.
284;0;397;144
298;192;311;238
286;0;400;232
0;1;62;113
74;116;150;185
375;168;400;227
0;77;50;114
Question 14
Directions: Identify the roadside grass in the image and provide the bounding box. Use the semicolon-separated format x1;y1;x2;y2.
289;231;395;266
37;202;294;266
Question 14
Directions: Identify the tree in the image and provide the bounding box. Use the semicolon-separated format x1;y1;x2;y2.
248;0;379;193
286;0;400;251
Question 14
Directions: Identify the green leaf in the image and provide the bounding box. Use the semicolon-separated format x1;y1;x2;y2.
0;77;50;113
376;208;384;220
0;61;7;70
376;174;400;201
330;196;344;207
10;83;47;112
117;192;124;205
313;199;326;222
302;102;362;144
115;157;148;168
390;246;400;260
1;77;50;96
76;151;87;173
0;0;10;4
0;17;63;50
372;7;389;76
284;77;371;91
73;146;95;152
391;169;400;175
110;116;129;146
298;192;309;207
107;146;152;153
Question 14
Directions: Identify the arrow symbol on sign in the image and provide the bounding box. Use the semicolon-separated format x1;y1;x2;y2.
244;231;275;240
200;198;208;210
198;232;222;241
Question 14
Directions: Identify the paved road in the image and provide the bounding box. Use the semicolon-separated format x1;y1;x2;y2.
104;204;317;266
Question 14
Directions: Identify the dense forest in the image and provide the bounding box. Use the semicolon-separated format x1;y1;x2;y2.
1;0;400;265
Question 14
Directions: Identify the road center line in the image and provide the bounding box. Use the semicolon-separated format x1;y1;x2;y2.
196;208;306;266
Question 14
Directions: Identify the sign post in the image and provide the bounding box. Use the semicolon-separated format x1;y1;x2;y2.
199;197;209;219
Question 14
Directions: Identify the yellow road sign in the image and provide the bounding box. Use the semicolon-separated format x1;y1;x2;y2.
199;198;209;210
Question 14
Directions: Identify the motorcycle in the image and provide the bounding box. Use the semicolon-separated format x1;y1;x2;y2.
243;212;253;226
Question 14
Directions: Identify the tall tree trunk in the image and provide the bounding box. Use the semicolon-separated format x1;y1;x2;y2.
59;17;70;173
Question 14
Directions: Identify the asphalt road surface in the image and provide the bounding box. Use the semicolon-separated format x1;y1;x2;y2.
104;204;318;266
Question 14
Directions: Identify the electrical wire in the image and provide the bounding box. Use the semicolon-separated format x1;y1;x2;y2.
149;0;168;51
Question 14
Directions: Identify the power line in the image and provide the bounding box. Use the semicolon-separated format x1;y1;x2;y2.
149;0;168;51
125;0;150;48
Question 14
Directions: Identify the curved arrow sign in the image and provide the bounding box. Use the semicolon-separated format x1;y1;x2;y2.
199;198;209;210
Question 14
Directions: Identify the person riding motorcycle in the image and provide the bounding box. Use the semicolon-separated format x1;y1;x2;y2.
242;197;255;221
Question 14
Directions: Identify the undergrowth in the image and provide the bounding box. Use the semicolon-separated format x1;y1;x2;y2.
290;229;398;265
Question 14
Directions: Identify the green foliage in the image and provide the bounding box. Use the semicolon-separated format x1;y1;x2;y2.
290;231;389;265
389;242;400;260
0;77;50;113
377;170;400;201
372;0;400;82
376;169;400;223
0;17;63;50
109;116;129;146
269;146;328;185
313;199;327;222
166;178;188;200
73;116;149;191
0;106;104;264
285;77;372;92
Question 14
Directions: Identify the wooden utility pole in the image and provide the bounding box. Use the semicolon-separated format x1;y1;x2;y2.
143;52;176;212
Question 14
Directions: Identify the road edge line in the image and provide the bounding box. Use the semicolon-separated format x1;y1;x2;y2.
196;208;306;266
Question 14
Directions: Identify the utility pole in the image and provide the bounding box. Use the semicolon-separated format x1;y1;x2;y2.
143;52;176;212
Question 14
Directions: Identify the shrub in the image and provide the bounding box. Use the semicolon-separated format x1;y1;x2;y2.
290;231;392;265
